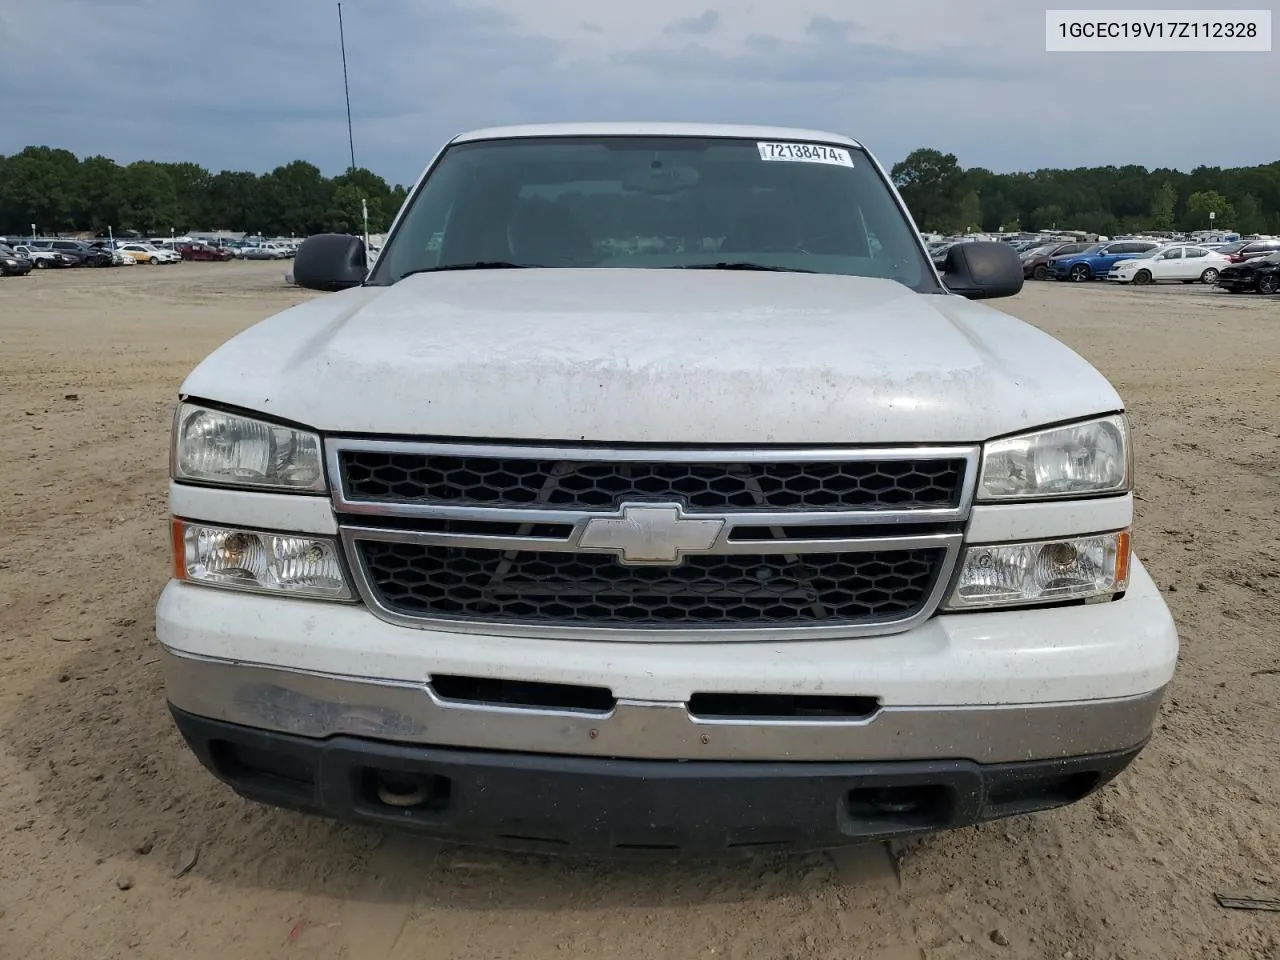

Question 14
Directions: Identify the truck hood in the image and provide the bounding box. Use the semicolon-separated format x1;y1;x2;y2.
180;269;1122;444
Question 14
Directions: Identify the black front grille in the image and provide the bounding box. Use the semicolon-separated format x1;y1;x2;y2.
338;451;966;512
357;542;946;628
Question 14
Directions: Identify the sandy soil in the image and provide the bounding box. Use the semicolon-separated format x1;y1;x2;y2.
1;261;1277;960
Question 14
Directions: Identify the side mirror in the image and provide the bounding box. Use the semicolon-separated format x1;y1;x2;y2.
940;241;1023;300
291;233;367;291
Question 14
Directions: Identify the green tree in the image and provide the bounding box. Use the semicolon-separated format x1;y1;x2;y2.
75;155;121;231
955;190;981;232
1028;205;1066;230
166;162;213;229
324;182;365;233
1149;181;1177;230
1182;190;1234;231
890;148;964;231
0;146;80;231
109;162;179;233
1233;194;1263;234
258;160;330;235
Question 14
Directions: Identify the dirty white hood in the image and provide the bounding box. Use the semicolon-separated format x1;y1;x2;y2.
180;269;1122;444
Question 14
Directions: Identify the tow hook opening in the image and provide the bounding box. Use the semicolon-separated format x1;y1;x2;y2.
844;784;954;830
362;768;452;812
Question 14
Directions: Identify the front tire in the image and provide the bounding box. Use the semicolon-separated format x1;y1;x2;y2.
1032;264;1049;281
1132;269;1152;285
1200;268;1219;284
1258;275;1279;295
34;259;48;269
151;257;162;265
1069;264;1092;282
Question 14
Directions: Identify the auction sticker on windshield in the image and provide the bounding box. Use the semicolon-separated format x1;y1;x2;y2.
757;142;853;167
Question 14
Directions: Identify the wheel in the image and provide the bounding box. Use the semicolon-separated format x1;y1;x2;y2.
151;257;162;265
1069;264;1092;282
1258;275;1279;295
34;259;47;269
1132;269;1152;285
1032;264;1049;281
1199;268;1219;284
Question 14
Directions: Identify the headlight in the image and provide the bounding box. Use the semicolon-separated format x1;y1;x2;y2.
944;530;1130;610
172;520;352;600
172;402;325;491
978;415;1130;501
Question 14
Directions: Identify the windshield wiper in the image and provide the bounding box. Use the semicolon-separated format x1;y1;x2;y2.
678;261;816;273
397;261;533;279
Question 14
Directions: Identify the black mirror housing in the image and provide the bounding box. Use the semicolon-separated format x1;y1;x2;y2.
292;234;368;291
941;241;1024;300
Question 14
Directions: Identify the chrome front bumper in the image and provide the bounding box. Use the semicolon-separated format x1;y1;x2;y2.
160;648;1166;764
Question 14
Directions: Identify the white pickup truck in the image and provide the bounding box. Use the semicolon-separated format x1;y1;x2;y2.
156;123;1178;855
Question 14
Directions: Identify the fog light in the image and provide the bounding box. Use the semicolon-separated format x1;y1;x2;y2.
944;530;1130;610
172;519;352;600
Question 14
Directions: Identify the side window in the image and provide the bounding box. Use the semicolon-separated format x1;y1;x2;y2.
1184;247;1207;259
1161;247;1183;260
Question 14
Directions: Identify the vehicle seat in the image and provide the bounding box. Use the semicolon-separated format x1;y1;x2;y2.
720;212;803;254
507;203;595;265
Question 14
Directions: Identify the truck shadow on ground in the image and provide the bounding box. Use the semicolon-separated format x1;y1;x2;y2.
5;606;909;913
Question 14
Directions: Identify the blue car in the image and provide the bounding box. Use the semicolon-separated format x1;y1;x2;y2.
1049;240;1163;282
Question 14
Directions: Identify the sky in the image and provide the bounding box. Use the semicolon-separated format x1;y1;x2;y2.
0;0;1275;185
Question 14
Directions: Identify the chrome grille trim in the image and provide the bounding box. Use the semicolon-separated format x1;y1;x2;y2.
341;527;962;641
326;439;981;525
326;439;978;640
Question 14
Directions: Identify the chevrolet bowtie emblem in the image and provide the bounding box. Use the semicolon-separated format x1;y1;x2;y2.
576;504;725;565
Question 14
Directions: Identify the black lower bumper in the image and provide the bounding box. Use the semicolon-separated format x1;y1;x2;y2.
171;706;1144;856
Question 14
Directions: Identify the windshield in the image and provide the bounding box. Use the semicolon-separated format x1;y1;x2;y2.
1128;248;1160;260
1217;240;1247;254
369;135;936;291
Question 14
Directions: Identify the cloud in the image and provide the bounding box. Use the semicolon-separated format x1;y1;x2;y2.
0;0;1276;184
618;20;1017;86
664;11;720;36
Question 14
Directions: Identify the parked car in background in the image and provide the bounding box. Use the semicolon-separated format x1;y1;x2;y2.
88;241;128;266
1022;241;1093;280
241;242;290;260
119;242;180;264
34;238;115;267
14;244;77;269
1223;238;1280;264
1216;251;1280;295
1106;245;1229;285
178;242;234;262
0;243;34;276
1050;240;1163;282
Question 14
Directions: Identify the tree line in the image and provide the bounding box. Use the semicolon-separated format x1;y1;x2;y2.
2;143;1278;239
0;146;409;238
890;148;1280;237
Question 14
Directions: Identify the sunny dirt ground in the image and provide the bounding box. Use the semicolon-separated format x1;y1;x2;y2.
0;260;1277;960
